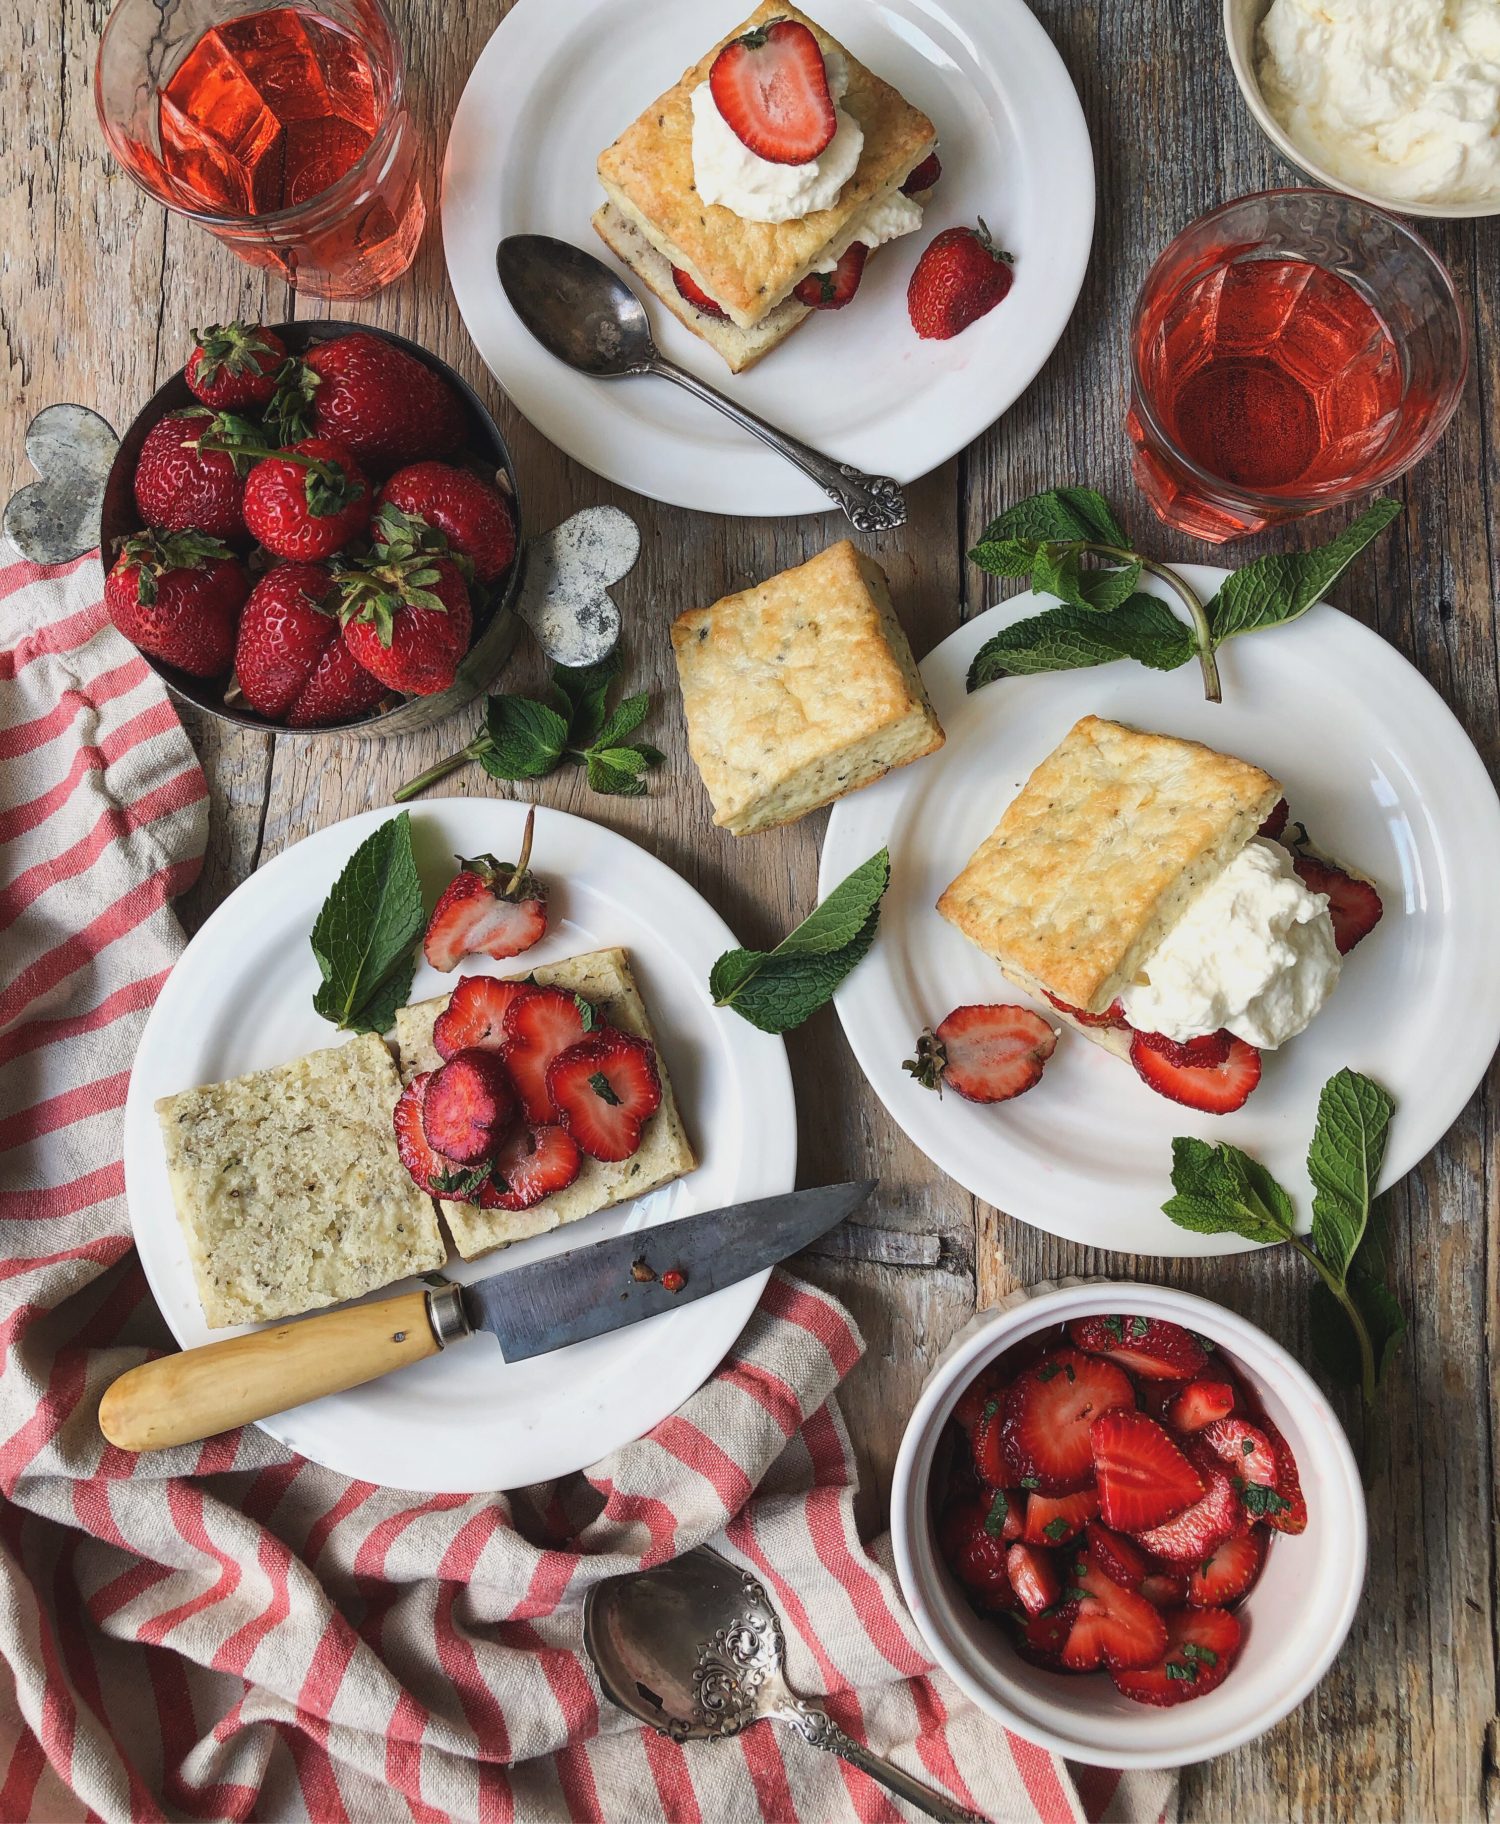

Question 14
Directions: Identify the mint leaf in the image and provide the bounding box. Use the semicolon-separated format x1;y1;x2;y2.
771;849;890;958
1209;500;1402;643
479;695;569;780
1162;1137;1297;1244
1306;1068;1394;1283
593;692;650;750
553;653;622;747
715;910;881;1034
968;595;1195;688
586;745;652;796
1030;546;1143;615
971;487;1127;562
309;812;426;1034
1309;1272;1406;1388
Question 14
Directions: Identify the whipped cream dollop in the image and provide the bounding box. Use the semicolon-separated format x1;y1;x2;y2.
812;188;924;270
691;48;864;221
1120;838;1342;1050
1257;0;1500;206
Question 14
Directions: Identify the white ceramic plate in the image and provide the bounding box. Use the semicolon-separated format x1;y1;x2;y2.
821;569;1500;1257
440;0;1094;517
124;801;796;1491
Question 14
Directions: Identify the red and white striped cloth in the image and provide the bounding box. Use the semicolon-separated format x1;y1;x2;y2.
0;556;1178;1824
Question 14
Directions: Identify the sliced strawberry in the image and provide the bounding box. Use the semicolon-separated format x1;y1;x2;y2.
501;987;595;1125
1132;1450;1246;1563
937;1497;1014;1604
392;1072;449;1195
432;975;534;1060
672;266;728;320
793;242;867;310
1129;1031;1262;1113
1200;1417;1277;1491
422;1050;515;1164
708;17;836;165
1258;797;1290;841
977;1485;1024;1543
970;1395;1012;1487
1139;1567;1189;1609
1022;1488;1098;1547
900;151;942;196
1134;1028;1232;1069
1006;1543;1061;1617
1188;1528;1266;1608
1167;1379;1237;1434
1043;991;1129;1030
1068;1314;1210;1382
1060;1552;1168;1672
547;1028;662;1162
1018;1601;1080;1670
1292;854;1383;954
1090;1411;1204;1531
952;1366;1003;1437
1084;1522;1148;1591
476;1122;581;1211
1258;1418;1308;1534
1112;1606;1242;1706
1000;1349;1134;1495
905;1004;1057;1104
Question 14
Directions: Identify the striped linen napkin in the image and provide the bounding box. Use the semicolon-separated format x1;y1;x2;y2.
0;555;1178;1824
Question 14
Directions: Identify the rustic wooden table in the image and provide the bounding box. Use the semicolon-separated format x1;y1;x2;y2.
6;0;1498;1817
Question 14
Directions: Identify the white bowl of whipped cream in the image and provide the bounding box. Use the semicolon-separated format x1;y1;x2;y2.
1224;0;1500;219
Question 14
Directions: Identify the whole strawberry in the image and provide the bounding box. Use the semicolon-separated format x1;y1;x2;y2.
104;530;249;676
242;437;372;561
376;462;517;585
270;332;467;472
234;563;385;727
907;219;1015;341
185;321;287;411
132;408;265;541
337;505;472;696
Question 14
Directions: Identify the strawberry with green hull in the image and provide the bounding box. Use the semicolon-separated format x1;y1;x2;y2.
337;506;473;696
433;976;535;1060
185;321;287;412
132;408;263;542
234;563;385;728
908;220;1015;340
709;17;837;164
243;438;372;561
905;1004;1058;1103
547;1028;662;1162
424;809;547;971
270;331;467;472
105;531;248;677
376;462;517;585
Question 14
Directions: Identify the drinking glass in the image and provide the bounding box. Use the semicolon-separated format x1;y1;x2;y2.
95;0;425;300
1127;190;1468;542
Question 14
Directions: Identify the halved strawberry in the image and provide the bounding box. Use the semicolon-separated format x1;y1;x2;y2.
672;267;728;321
393;1072;449;1195
1112;1606;1241;1706
1188;1528;1265;1608
1090;1411;1204;1531
423;809;546;972
1083;1521;1148;1591
1043;991;1129;1030
709;17;837;164
905;1004;1058;1104
432;975;534;1060
1022;1488;1099;1547
1139;1567;1189;1609
937;1497;1014;1604
1068;1314;1210;1382
1292;854;1383;954
1006;1543;1061;1617
1131;1450;1246;1564
1129;1031;1262;1113
1258;1418;1308;1535
1134;1028;1232;1069
501;987;595;1125
793;242;867;310
1060;1553;1168;1672
1200;1417;1277;1490
1258;797;1290;841
422;1050;515;1164
1000;1349;1134;1495
547;1028;662;1162
1167;1380;1237;1434
900;151;942;196
476;1122;581;1211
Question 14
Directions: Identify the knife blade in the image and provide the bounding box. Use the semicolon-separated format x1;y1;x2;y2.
456;1180;874;1362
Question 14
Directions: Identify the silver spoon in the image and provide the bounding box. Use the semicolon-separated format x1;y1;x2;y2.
497;235;907;534
583;1545;984;1823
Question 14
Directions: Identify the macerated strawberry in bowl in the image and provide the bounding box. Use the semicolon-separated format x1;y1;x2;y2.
891;1281;1366;1767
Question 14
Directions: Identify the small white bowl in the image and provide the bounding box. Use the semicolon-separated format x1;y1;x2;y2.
891;1279;1367;1769
1223;0;1500;222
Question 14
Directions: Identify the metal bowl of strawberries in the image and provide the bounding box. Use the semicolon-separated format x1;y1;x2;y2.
99;319;523;738
891;1280;1367;1768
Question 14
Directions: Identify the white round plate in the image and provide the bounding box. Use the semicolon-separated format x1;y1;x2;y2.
821;569;1500;1257
441;0;1094;517
124;801;795;1491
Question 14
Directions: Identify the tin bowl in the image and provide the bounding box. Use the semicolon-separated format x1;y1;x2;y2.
98;320;524;739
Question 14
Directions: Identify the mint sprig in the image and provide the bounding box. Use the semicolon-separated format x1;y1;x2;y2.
309;811;426;1034
967;490;1401;704
709;849;890;1034
1163;1066;1403;1468
393;652;663;802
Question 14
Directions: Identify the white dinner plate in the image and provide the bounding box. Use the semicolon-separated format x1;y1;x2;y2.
821;569;1500;1257
440;0;1094;517
124;801;796;1491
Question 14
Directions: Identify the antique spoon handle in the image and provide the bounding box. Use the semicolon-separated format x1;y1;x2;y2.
774;1700;986;1823
645;356;907;533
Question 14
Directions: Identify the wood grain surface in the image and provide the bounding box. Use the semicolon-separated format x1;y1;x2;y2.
3;0;1496;1818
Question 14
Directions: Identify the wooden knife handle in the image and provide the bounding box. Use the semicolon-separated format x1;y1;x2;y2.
98;1289;444;1453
